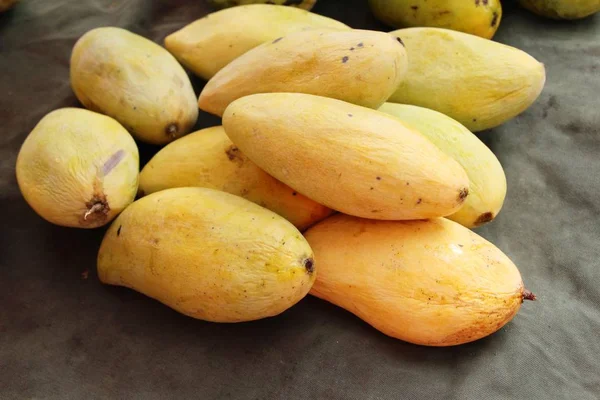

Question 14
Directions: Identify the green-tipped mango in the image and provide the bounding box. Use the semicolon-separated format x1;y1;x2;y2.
378;103;506;228
199;29;408;116
388;28;546;132
223;93;469;220
369;0;502;39
165;4;348;81
519;0;600;19
139;126;332;231
71;27;198;145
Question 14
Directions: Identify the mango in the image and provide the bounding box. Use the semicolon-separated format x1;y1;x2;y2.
519;0;600;19
164;4;348;81
305;214;536;346
97;187;315;322
16;108;139;228
378;103;506;228
208;0;316;10
71;27;198;145
138;126;332;230
369;0;502;39
387;28;546;132
223;93;469;220
199;29;407;116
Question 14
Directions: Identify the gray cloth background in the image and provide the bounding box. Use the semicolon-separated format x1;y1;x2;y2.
1;1;599;399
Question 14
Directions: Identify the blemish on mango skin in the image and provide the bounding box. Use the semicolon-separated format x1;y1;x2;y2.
474;212;494;226
165;123;179;138
458;188;469;202
272;37;283;44
491;12;499;27
303;257;315;275
342;56;349;63
225;144;243;164
395;37;405;47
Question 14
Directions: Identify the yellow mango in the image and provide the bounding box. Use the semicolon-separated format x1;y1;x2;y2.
208;0;316;10
164;4;348;81
369;0;502;39
71;27;198;145
138;126;332;230
388;28;546;132
378;103;506;228
519;0;600;19
199;29;407;116
305;214;536;346
16;108;139;228
223;93;469;220
98;187;315;322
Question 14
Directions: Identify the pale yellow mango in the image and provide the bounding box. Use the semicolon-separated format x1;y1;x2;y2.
71;27;198;145
305;215;536;346
199;29;408;116
138;126;332;230
520;0;600;19
369;0;502;39
223;93;469;220
16;108;139;228
378;103;506;228
98;187;315;322
388;28;546;132
165;4;348;81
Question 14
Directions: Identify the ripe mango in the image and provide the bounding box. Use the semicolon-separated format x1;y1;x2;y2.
164;4;348;81
138;126;332;230
305;214;536;346
97;187;315;322
387;28;546;132
519;0;600;19
223;93;469;220
16;108;139;228
378;103;506;228
199;29;407;116
71;27;198;145
208;0;316;10
369;0;502;39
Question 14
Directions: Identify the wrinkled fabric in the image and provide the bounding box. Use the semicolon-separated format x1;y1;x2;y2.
1;1;599;399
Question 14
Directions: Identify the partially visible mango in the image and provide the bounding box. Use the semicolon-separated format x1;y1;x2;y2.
208;0;316;10
199;29;408;116
16;108;139;228
223;93;470;220
305;214;536;346
369;0;502;39
71;27;198;145
138;126;332;231
165;4;349;81
519;0;600;19
98;187;316;322
378;103;507;228
387;28;546;132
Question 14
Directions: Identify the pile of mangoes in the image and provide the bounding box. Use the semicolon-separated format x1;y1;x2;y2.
19;2;575;347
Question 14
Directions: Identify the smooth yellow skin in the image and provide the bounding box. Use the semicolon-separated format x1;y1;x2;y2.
0;0;18;12
138;126;332;231
369;0;502;39
97;187;315;323
71;27;198;145
520;0;600;19
378;103;507;228
199;29;408;117
223;93;469;220
16;108;139;228
209;0;316;10
165;4;348;81
305;215;529;347
388;28;546;132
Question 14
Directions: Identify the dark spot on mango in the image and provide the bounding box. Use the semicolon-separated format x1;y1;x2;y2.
117;225;122;236
396;37;405;47
304;258;314;274
272;37;283;44
342;56;349;63
350;47;355;51
370;187;374;190
411;5;418;10
165;123;178;137
458;188;469;201
475;212;494;226
376;176;381;180
473;118;477;122
357;42;364;47
438;10;451;15
348;113;353;117
371;209;381;213
416;198;422;205
225;144;244;164
491;12;499;27
292;192;297;196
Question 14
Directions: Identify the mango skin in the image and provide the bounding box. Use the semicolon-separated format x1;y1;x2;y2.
369;0;502;39
16;108;139;228
199;29;408;116
388;28;546;132
519;0;600;19
305;215;531;346
71;27;198;145
98;187;315;323
138;126;332;231
164;4;348;81
223;93;470;220
378;103;507;228
209;0;316;10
